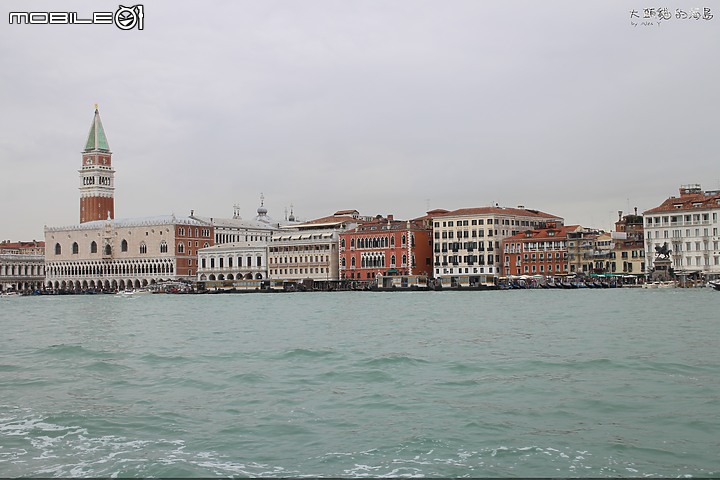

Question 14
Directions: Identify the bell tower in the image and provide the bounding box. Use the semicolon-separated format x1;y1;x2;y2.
79;106;115;223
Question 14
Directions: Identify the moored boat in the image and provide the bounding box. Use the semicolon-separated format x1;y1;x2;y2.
642;281;676;289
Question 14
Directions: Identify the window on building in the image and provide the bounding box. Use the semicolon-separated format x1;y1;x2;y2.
55;243;61;255
159;241;167;253
90;241;97;254
177;243;183;254
140;242;147;254
72;242;79;254
121;239;128;252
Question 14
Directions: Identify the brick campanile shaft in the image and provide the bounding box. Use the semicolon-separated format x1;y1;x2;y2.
79;106;115;223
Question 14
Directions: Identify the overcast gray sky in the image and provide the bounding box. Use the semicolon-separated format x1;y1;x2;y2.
1;1;718;241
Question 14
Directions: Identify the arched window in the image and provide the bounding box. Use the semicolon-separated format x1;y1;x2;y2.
201;258;206;269
341;257;346;267
402;254;407;266
140;242;147;254
55;243;61;255
390;236;395;247
228;257;233;268
256;256;262;267
402;235;406;246
159;241;167;253
203;242;209;248
90;241;97;254
351;238;355;248
177;243;184;254
210;258;215;268
104;244;111;256
121;239;128;252
391;255;396;267
341;238;345;248
72;242;79;254
351;257;356;267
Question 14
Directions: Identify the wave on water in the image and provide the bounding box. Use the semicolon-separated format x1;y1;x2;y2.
139;353;194;364
318;369;394;383
361;354;430;367
36;344;117;360
0;406;297;478
276;347;341;360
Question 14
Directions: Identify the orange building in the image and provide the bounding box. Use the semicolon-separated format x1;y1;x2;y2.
502;223;580;276
339;215;434;282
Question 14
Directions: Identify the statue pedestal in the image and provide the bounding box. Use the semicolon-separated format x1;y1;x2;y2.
650;257;672;282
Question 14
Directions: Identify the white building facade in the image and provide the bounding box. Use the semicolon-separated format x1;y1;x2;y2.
266;211;361;288
644;184;720;279
430;206;564;282
195;200;301;284
0;254;45;292
44;215;213;291
268;230;341;286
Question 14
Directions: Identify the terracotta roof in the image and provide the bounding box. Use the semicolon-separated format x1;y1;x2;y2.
503;225;581;242
294;214;358;227
350;217;430;232
0;241;45;249
430;206;562;219
644;191;720;214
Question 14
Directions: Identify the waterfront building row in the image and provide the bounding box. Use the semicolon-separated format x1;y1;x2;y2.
22;108;720;289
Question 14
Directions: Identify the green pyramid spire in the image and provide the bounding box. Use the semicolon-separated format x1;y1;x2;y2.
84;106;110;152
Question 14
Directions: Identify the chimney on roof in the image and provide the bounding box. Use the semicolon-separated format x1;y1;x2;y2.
387;214;393;221
634;207;638;215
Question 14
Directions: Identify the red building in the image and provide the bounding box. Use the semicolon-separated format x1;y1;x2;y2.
339;215;433;282
502;223;579;276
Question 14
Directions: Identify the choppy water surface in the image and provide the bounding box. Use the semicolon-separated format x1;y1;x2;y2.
1;289;718;477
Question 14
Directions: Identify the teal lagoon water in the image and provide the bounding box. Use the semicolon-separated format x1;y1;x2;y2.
1;289;718;477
